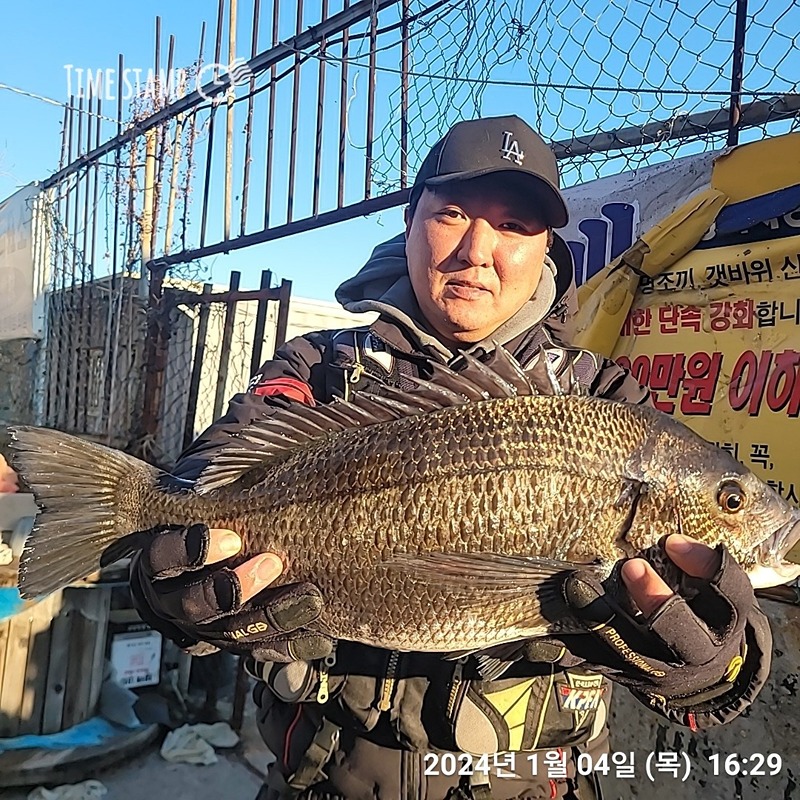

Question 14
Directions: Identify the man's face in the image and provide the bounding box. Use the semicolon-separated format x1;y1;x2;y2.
405;173;550;346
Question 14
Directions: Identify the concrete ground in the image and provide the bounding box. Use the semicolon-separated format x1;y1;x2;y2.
8;598;799;800
5;700;274;800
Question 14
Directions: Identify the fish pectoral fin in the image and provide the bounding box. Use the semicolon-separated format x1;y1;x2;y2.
613;479;643;511
388;553;603;659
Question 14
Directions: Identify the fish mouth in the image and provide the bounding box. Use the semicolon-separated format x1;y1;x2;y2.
761;513;800;571
745;515;800;589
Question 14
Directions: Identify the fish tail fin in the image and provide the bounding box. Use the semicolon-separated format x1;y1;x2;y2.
9;426;162;600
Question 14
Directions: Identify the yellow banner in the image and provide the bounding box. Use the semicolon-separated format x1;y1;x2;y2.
612;230;800;506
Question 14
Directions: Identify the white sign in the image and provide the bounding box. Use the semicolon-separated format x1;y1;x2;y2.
0;183;43;340
110;629;163;688
561;150;720;284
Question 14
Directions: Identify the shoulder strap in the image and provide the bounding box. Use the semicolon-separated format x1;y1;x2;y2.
266;717;342;799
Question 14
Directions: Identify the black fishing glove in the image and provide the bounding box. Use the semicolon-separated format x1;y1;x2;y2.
128;523;334;662
554;543;772;730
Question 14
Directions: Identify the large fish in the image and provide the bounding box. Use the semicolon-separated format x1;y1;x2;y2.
9;350;800;654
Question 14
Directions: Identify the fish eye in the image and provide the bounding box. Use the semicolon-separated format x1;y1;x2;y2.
717;480;746;513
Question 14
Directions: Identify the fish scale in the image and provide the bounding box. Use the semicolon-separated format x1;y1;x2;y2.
9;350;800;654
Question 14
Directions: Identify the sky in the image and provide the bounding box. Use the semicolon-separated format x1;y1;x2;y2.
0;0;409;302
0;0;797;302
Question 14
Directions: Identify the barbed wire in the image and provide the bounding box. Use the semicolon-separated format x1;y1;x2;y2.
286;53;798;96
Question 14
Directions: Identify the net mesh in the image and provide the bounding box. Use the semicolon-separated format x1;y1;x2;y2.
370;0;799;192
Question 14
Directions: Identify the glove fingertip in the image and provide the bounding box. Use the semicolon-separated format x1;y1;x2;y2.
289;635;334;662
563;574;604;611
146;523;211;578
270;592;325;631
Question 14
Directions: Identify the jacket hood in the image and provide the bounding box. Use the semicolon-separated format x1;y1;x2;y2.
335;232;578;358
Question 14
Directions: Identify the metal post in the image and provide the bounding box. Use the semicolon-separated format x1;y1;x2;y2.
287;0;305;222
151;23;170;260
182;22;205;253
164;68;187;255
313;0;329;217
67;95;85;431
264;0;280;229
240;0;260;236
200;0;225;248
225;0;237;241
183;282;214;450
365;2;378;199
400;0;409;188
139;261;169;454
213;271;241;420
250;269;273;376
337;0;350;208
45;104;71;426
727;0;748;147
274;278;292;351
105;53;125;441
141;129;157;299
77;96;93;431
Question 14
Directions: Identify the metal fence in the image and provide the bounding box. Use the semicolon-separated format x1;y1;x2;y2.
39;258;293;467
32;0;799;452
141;270;292;465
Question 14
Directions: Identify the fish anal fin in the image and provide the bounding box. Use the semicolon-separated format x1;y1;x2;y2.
386;551;594;590
386;551;601;638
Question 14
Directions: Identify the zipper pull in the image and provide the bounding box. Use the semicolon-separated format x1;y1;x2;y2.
377;651;400;712
316;647;338;704
446;656;469;718
349;361;365;384
454;655;468;677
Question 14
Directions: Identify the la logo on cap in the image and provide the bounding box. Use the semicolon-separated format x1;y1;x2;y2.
500;131;525;166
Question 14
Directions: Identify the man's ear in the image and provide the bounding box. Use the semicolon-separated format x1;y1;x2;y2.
404;205;412;235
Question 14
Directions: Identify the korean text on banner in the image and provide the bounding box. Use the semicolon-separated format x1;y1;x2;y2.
613;203;800;507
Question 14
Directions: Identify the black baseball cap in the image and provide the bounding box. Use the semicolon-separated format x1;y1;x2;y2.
410;115;569;229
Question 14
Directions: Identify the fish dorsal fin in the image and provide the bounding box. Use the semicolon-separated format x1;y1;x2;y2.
194;345;563;493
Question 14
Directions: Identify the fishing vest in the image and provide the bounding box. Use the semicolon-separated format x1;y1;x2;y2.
255;326;611;800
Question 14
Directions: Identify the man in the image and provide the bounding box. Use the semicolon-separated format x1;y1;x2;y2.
130;116;771;799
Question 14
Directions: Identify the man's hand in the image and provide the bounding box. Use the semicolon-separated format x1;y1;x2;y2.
557;533;771;723
129;524;334;662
